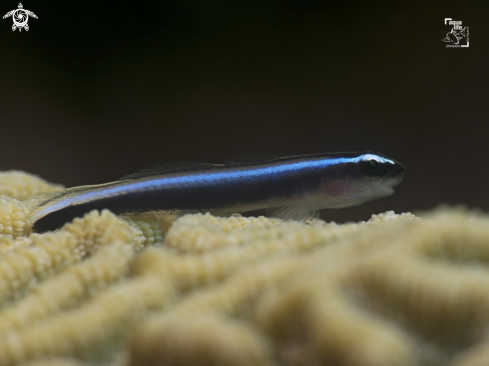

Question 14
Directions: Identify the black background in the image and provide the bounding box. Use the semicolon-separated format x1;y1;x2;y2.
1;0;488;222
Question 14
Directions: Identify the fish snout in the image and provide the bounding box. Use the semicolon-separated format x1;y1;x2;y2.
386;160;405;180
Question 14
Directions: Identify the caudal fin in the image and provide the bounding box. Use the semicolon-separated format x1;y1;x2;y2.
31;203;95;232
23;185;99;232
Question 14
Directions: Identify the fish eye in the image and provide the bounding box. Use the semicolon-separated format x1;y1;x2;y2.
368;159;378;171
359;154;385;175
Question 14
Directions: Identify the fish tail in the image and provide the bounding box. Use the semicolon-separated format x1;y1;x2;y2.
31;203;95;233
23;185;99;232
22;190;66;215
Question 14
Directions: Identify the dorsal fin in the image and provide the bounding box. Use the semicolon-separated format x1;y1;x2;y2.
119;161;216;180
225;154;278;165
119;154;279;180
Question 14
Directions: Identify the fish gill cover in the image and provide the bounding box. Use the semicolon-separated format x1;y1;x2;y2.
0;170;489;366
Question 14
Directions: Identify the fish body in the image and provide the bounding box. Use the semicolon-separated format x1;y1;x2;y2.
29;152;405;232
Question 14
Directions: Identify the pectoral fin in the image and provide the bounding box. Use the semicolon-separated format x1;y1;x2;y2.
265;183;320;222
266;203;319;222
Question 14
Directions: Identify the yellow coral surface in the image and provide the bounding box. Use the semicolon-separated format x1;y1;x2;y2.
0;170;489;366
0;171;64;200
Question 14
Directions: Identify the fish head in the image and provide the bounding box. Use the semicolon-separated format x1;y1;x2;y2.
319;152;405;208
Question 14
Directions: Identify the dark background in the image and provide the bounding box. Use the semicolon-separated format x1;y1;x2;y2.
1;0;488;222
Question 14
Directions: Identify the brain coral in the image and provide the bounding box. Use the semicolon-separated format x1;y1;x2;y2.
0;171;64;199
0;170;488;366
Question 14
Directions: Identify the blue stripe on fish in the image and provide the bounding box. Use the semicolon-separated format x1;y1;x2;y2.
29;152;405;232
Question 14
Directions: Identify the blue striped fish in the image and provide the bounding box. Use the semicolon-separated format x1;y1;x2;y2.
28;152;405;232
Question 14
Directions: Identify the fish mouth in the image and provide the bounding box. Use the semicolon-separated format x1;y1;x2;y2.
373;175;403;197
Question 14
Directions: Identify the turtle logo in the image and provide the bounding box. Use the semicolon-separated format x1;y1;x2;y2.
3;3;37;32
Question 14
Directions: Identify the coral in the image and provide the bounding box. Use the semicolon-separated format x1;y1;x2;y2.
0;244;134;335
165;213;301;253
0;171;63;200
60;210;143;257
0;232;79;306
0;269;172;366
0;209;173;365
128;315;275;366
18;360;88;366
124;216;169;251
0;198;32;238
0;208;148;310
0;203;417;365
1;169;489;366
126;209;489;366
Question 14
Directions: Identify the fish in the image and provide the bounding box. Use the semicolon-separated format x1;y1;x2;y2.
442;27;466;44
27;152;405;233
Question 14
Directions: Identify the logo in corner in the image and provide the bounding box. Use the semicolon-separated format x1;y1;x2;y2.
3;3;37;32
443;18;469;48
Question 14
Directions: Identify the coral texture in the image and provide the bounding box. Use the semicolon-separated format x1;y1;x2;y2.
0;171;63;200
0;170;489;366
0;198;32;238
